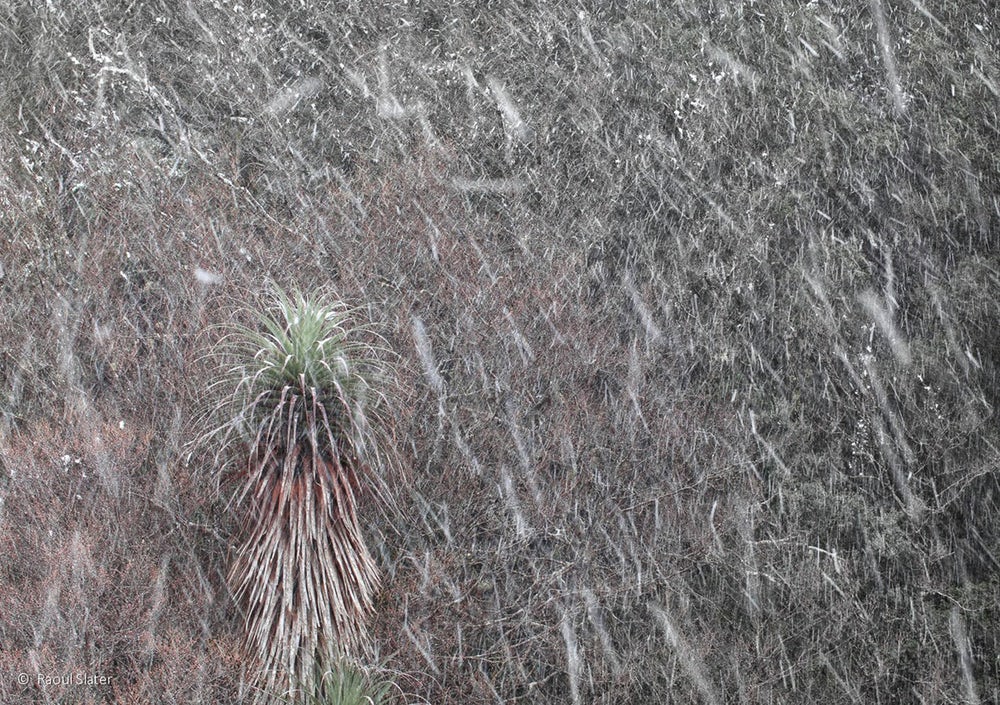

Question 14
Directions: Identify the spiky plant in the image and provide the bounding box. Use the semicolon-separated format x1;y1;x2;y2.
306;660;398;705
210;287;393;701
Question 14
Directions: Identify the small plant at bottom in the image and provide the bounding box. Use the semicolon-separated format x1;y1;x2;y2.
207;286;395;702
305;660;399;705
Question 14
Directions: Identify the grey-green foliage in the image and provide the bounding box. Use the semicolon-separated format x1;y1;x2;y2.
304;661;398;705
208;286;395;489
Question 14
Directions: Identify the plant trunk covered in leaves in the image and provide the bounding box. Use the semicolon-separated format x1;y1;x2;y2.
229;385;378;699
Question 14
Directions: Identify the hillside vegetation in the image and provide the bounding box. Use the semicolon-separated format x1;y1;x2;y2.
1;1;998;703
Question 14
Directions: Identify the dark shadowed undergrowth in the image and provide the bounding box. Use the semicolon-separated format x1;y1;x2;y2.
1;1;998;703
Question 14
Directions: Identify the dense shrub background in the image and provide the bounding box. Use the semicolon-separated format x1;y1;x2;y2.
1;1;998;703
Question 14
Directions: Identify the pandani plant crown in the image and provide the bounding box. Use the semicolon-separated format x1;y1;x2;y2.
206;286;395;702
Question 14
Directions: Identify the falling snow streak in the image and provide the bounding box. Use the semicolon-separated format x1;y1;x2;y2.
870;0;908;115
